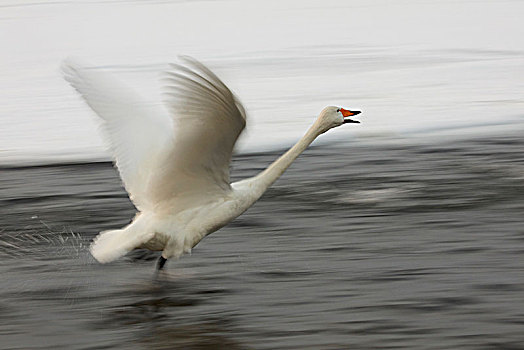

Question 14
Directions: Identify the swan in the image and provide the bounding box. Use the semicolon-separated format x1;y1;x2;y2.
62;57;361;271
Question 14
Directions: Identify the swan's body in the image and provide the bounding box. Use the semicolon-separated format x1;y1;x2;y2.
62;57;361;269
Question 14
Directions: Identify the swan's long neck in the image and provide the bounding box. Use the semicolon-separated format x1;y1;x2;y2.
237;123;321;201
257;125;320;189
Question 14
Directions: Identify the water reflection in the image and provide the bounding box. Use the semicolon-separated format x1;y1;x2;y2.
92;280;245;350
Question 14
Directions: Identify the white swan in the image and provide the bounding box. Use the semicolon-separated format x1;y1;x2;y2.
62;57;361;270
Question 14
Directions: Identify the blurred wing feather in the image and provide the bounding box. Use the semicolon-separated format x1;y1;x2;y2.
61;58;173;210
149;57;246;206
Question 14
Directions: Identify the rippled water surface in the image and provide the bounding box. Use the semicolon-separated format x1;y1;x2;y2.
2;133;524;349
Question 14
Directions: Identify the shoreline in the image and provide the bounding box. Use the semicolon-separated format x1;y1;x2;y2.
2;121;523;169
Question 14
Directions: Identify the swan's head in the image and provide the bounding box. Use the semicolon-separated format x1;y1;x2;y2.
316;106;361;133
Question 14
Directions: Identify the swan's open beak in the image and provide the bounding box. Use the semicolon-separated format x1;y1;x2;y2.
341;108;361;124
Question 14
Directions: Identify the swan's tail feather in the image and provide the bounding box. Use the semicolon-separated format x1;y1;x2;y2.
90;228;154;263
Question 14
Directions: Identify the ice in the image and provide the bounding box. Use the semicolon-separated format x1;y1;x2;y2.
1;0;523;165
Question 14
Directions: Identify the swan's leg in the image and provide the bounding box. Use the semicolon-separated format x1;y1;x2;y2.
156;256;167;271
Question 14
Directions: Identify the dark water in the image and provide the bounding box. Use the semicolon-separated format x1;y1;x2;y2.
1;133;524;350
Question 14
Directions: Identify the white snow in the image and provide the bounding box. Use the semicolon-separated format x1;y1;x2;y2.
1;0;523;164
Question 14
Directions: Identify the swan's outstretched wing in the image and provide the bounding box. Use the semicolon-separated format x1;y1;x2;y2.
149;57;247;207
62;59;173;210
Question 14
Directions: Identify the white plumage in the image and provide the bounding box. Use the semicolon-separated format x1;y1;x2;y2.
62;57;360;268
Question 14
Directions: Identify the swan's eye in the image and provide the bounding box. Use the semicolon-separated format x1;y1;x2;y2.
336;108;340;112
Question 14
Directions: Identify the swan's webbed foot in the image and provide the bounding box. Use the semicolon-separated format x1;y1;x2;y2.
157;256;167;271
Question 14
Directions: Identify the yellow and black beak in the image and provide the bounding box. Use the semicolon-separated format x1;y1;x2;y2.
341;108;361;124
